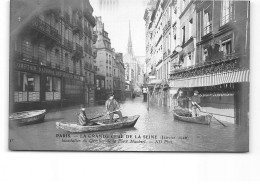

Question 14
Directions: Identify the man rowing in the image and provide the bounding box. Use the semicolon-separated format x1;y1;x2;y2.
190;90;201;117
105;94;123;123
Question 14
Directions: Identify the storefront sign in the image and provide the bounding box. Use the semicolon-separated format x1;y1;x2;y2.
15;62;82;81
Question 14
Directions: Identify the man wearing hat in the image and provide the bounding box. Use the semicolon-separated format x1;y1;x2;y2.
77;105;92;126
105;93;123;123
190;90;201;117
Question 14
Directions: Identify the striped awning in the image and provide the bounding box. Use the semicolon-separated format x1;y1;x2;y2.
170;69;249;88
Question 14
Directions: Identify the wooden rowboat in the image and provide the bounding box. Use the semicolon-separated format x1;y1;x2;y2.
173;108;210;125
56;115;140;133
9;109;46;125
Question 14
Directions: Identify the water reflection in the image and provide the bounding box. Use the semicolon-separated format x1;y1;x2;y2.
9;97;248;152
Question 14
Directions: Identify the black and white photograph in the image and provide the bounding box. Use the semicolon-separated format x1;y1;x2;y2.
9;0;250;152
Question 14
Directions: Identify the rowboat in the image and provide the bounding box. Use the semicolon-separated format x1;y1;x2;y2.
9;109;46;125
56;115;140;133
173;108;210;125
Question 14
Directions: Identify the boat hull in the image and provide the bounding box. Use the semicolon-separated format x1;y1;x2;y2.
56;115;140;133
173;112;210;125
9;110;46;125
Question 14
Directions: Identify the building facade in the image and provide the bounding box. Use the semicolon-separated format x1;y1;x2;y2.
144;0;250;125
93;16;114;103
10;0;97;112
115;53;126;101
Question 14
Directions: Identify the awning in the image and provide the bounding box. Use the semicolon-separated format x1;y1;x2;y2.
170;69;249;88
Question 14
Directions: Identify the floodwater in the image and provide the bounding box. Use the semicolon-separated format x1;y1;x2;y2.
9;97;249;152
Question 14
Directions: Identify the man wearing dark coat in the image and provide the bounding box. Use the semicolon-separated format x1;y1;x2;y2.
105;94;123;123
77;106;92;126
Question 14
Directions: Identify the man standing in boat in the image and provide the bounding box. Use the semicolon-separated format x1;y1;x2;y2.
77;105;92;126
190;90;201;117
105;94;123;123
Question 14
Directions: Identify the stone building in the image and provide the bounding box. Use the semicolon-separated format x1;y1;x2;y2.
10;0;97;111
144;0;250;125
93;16;114;103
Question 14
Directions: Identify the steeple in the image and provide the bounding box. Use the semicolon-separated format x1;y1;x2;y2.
127;20;133;56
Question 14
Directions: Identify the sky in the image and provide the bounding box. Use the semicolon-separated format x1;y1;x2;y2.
89;0;149;57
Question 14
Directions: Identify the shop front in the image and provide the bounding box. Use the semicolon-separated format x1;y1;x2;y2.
12;61;85;112
170;68;249;124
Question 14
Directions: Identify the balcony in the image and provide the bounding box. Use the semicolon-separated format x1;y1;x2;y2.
203;24;212;36
31;17;61;43
83;9;96;27
170;53;245;80
221;13;233;26
63;38;73;51
163;19;172;34
72;19;83;34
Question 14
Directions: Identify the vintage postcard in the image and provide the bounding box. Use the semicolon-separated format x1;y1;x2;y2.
9;0;249;152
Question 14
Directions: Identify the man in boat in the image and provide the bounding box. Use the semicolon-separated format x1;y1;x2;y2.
77;106;93;126
190;90;201;117
105;94;123;123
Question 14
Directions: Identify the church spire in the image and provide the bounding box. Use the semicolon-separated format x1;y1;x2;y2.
127;20;133;56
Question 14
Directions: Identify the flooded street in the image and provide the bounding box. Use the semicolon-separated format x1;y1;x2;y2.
9;97;248;152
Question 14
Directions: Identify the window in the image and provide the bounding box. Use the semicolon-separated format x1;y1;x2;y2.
14;72;40;102
101;80;104;88
189;19;193;38
22;39;33;62
204;8;212;35
187;52;192;67
222;0;233;25
55;49;59;65
222;39;232;55
203;48;208;62
65;53;69;68
182;26;185;45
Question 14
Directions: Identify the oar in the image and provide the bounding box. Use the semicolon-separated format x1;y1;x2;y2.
195;103;227;127
89;109;122;121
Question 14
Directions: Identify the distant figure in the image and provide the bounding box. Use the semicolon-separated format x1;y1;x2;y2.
105;94;123;123
77;106;92;126
177;90;185;108
190;90;201;117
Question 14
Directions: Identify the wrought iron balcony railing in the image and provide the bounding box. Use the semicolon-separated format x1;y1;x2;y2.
83;9;96;27
170;53;247;80
163;19;172;34
14;51;63;70
72;19;83;34
221;13;233;26
203;24;212;36
31;17;61;42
